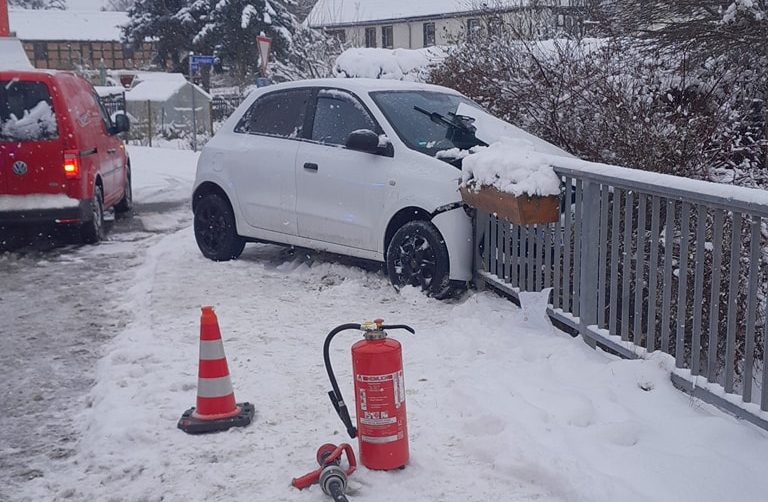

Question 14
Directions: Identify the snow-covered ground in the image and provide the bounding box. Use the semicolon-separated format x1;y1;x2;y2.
7;146;768;501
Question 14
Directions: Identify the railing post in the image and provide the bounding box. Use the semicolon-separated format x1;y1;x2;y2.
579;180;601;348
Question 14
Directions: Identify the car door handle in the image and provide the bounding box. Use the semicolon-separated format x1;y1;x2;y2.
107;148;117;154
303;162;318;171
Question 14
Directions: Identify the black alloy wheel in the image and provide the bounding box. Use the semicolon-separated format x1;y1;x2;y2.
387;220;451;298
194;193;245;261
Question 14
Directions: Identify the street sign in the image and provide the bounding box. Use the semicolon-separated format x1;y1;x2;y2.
190;55;215;65
256;36;272;76
190;54;215;72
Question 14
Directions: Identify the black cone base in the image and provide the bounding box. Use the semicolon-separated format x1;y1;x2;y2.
177;402;255;434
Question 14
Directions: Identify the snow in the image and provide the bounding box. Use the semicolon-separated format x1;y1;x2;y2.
93;86;125;98
334;47;446;81
461;138;562;197
548;153;768;207
457;103;574;159
0;194;78;211
8;8;129;42
0;38;33;70
125;73;211;102
10;145;768;501
0;101;57;141
127;146;199;204
308;0;531;27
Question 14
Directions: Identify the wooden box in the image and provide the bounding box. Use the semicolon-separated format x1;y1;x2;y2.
460;184;560;225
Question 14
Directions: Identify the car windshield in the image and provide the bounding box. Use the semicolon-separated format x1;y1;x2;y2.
370;90;483;157
0;80;58;142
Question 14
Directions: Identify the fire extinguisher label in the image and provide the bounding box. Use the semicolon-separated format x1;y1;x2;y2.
356;372;406;444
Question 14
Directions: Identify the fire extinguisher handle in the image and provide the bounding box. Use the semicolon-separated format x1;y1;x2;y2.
379;324;416;334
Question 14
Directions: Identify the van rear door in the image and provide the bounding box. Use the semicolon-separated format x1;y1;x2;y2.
0;78;65;196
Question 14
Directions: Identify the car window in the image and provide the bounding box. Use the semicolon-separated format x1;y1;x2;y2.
311;89;377;146
235;89;312;139
92;93;113;131
0;80;58;142
370;90;481;156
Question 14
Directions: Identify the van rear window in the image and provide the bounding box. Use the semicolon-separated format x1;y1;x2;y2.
0;80;58;141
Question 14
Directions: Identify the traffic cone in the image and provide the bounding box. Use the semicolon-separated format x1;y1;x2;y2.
178;306;254;434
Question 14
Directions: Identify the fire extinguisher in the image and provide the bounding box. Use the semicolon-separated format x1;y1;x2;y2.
324;319;415;471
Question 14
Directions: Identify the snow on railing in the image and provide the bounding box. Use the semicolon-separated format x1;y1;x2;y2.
473;155;768;430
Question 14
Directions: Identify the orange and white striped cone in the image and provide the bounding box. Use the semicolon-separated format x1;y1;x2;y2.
178;306;254;434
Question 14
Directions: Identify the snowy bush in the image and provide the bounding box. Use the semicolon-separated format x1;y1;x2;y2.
333;47;446;82
431;35;766;187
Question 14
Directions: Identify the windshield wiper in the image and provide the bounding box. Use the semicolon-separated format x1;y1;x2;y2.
413;106;488;148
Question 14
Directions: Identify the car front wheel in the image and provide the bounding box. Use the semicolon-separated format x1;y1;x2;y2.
194;193;245;261
386;220;451;298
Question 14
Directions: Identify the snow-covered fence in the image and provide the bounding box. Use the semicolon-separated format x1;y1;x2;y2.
474;157;768;430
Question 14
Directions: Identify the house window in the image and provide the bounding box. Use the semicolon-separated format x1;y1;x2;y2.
382;26;394;48
423;22;436;47
467;18;481;39
365;27;377;48
327;29;346;43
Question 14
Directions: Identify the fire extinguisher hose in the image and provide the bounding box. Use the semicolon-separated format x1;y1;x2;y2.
324;323;363;439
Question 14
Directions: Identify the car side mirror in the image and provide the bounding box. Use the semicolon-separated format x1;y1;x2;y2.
345;129;393;157
112;113;130;134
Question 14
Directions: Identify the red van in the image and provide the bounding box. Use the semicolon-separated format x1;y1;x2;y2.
0;70;131;243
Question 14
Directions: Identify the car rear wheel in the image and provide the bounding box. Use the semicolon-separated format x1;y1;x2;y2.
194;193;245;261
81;185;105;244
386;220;452;298
115;167;133;215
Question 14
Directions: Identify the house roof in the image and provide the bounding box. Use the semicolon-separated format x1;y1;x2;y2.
125;72;211;102
307;0;532;27
9;8;128;42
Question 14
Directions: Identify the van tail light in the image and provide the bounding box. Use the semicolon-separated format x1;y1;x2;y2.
63;150;81;179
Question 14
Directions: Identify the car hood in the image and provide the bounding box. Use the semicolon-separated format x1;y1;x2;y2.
456;103;574;160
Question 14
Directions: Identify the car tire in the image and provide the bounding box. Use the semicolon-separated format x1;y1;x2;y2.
115;167;133;215
194;192;245;261
386;220;452;298
81;184;105;244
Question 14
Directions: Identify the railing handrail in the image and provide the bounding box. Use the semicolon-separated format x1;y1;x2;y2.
550;156;768;217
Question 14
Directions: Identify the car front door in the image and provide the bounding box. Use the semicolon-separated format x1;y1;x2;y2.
228;88;313;235
91;93;122;202
295;88;393;252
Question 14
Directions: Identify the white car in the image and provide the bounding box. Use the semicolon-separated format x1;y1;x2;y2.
192;79;492;297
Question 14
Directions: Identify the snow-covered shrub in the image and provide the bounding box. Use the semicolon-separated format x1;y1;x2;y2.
333;47;446;82
432;35;765;186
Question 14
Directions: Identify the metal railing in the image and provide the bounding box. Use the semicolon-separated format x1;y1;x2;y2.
474;160;768;430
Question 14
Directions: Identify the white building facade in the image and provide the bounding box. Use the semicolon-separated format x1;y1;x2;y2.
306;0;587;49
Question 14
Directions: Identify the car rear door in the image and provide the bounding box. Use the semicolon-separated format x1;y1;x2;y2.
226;88;313;235
0;77;64;197
295;88;392;251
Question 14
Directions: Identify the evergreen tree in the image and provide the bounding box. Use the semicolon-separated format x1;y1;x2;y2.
123;0;199;72
191;0;301;81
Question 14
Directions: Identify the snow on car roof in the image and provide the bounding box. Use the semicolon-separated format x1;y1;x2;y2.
9;8;128;41
307;0;529;27
264;78;463;96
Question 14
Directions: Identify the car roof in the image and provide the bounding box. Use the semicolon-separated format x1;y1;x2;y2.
263;78;463;96
0;69;75;83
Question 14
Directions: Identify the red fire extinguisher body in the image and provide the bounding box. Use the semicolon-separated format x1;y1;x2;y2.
351;337;409;470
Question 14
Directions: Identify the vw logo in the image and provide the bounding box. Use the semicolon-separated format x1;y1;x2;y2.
12;160;28;176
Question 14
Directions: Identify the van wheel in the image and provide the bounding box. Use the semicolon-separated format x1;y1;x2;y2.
386;220;452;299
115;168;133;215
81;185;105;244
194;193;245;261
